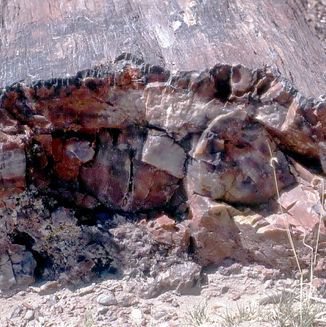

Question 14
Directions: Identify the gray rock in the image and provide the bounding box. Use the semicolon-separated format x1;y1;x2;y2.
137;261;202;298
142;131;186;178
0;245;36;291
96;292;117;306
116;292;139;307
24;310;34;321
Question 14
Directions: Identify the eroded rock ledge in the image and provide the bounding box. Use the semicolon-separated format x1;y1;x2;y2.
0;54;326;291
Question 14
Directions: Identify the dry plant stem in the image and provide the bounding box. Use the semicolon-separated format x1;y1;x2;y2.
313;177;325;266
302;231;314;299
267;141;304;325
267;142;302;275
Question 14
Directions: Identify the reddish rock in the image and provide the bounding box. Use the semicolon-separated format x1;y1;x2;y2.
188;194;241;266
129;161;179;211
144;215;190;251
33;134;53;158
278;184;325;233
2;73;146;134
74;192;98;209
80;129;179;211
252;76;324;158
0;108;21;135
234;183;326;270
0;138;26;197
53;138;94;182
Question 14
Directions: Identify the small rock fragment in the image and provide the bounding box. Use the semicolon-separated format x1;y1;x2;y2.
96;292;117;306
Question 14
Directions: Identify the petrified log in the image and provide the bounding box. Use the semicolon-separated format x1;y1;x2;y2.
0;0;325;97
0;0;325;291
0;57;325;290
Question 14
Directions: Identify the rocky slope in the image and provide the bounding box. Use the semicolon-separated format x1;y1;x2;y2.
0;55;326;293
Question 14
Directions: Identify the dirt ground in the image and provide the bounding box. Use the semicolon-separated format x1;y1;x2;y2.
0;262;304;327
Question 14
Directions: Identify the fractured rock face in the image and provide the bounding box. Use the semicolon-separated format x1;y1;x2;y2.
141;215;190;252
53;138;95;182
251;72;325;159
80;128;180;211
234;182;326;271
80;130;132;209
230;65;257;98
144;70;222;140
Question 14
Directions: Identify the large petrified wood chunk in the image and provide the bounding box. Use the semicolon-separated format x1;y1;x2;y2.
0;56;325;291
187;109;295;204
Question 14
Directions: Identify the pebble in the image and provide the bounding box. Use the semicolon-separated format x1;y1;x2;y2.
24;309;34;321
97;306;109;315
221;286;229;294
131;308;143;325
78;283;96;296
39;281;60;295
97;292;117;306
38;316;45;324
171;299;179;307
10;305;23;319
116;292;138;307
230;292;241;301
152;309;168;321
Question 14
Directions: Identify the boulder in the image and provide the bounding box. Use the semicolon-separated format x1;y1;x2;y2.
188;194;241;266
187;110;295;204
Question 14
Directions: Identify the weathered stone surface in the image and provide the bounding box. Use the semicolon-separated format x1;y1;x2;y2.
142;131;186;178
230;65;258;98
53;138;95;181
251;76;323;158
144;70;226;140
188;194;241;266
141;215;190;252
136;261;202;298
0;243;36;291
80;130;132;209
187;110;295;204
130;161;179;211
2;75;146;133
80;128;179;211
1;0;325;98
